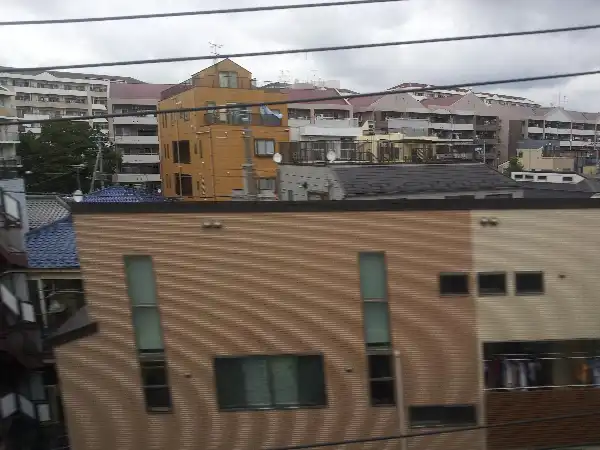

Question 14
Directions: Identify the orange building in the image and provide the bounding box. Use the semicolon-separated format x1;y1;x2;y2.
158;59;289;200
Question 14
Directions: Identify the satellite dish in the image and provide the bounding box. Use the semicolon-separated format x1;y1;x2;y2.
272;153;283;164
326;150;337;163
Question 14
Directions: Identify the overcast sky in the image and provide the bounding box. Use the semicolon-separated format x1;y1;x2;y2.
2;0;600;111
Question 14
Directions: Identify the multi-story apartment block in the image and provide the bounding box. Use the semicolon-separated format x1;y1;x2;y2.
0;85;19;163
351;91;503;165
522;107;600;173
159;59;289;201
391;82;541;108
0;163;62;450
284;84;363;142
108;83;173;190
0;67;143;135
51;198;600;450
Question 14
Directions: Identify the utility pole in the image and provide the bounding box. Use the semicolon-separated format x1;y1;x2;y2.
242;128;257;201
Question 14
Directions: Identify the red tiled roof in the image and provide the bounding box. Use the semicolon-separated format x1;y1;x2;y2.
420;94;463;108
348;94;384;107
284;88;348;105
110;82;174;100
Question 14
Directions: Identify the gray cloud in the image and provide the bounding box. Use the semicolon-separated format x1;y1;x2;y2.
2;0;600;110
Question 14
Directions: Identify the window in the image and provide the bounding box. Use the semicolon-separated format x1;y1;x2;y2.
214;355;326;410
515;272;544;295
219;71;238;88
258;178;275;192
124;256;163;352
368;354;396;406
287;190;294;201
140;356;172;411
409;405;477;428
477;273;506;296
537;175;547;181
563;176;573;182
124;256;172;412
524;175;534;180
359;253;391;349
175;174;193;197
255;139;275;156
439;273;469;295
172;140;191;164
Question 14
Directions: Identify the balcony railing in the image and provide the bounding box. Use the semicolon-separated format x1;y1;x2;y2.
203;113;282;127
278;141;375;164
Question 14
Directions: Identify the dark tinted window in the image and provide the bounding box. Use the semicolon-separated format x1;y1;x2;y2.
515;272;544;294
477;273;506;295
440;274;469;295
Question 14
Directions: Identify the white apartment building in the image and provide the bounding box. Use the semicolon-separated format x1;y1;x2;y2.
0;67;143;134
0;85;19;164
108;82;172;189
283;84;363;155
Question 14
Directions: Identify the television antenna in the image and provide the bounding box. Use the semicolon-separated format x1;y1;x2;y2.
209;41;223;64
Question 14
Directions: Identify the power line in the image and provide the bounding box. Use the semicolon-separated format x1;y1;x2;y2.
4;68;600;126
264;410;600;450
5;23;600;73
0;0;406;27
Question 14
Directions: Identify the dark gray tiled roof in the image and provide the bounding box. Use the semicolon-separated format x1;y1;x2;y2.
331;164;520;198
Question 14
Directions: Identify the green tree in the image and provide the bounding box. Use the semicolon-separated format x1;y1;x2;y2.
503;156;524;176
19;121;119;194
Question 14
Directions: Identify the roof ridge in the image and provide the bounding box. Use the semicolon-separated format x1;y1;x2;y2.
26;214;72;237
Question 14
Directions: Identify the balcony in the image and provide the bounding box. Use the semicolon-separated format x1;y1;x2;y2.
475;121;499;132
0;132;20;144
112;116;157;126
203;113;282;127
278;141;374;165
113;135;158;145
112;173;161;183
528;126;544;134
121;154;160;164
384;118;430;132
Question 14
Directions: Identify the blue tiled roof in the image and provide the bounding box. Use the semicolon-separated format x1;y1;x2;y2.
82;186;167;203
25;216;79;269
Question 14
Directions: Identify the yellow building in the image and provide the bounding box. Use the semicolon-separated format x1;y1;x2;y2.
158;59;289;200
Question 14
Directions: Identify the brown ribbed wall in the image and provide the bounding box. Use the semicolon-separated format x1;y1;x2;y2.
54;211;482;450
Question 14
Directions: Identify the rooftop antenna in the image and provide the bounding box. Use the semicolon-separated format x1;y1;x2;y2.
209;41;223;65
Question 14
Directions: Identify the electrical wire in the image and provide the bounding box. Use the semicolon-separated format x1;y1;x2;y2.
4;68;600;126
264;410;600;450
0;0;406;27
5;23;600;73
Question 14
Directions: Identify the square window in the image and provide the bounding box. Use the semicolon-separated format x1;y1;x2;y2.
477;273;506;296
439;273;469;295
255;140;275;156
515;272;544;295
370;379;395;406
143;386;171;410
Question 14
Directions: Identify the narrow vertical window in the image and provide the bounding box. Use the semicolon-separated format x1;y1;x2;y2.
358;252;396;406
124;256;172;412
